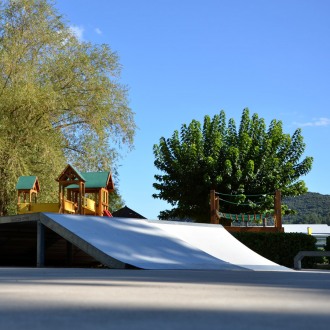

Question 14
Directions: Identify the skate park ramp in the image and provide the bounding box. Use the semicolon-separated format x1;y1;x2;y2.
150;220;289;271
40;213;288;271
40;213;243;270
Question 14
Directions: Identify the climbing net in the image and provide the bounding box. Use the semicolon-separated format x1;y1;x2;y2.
215;191;275;226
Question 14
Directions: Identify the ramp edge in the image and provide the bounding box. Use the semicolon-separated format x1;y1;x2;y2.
40;213;126;269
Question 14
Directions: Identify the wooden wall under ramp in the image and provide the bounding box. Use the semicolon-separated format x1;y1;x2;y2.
0;213;125;268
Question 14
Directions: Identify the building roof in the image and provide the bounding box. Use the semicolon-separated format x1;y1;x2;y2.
112;206;146;219
16;176;40;191
283;224;330;235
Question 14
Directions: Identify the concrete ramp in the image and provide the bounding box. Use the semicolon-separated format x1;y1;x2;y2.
150;220;289;271
37;213;289;271
41;213;244;270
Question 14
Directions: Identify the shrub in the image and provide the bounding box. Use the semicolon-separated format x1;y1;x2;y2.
232;232;317;268
325;236;330;251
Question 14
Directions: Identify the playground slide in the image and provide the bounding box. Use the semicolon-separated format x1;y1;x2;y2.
103;209;113;217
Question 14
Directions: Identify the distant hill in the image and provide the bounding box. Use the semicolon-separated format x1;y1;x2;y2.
283;192;330;224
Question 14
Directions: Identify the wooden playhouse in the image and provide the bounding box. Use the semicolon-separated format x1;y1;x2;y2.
16;164;114;216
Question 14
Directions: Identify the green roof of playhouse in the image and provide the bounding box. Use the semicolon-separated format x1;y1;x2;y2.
81;172;111;189
66;172;113;190
16;176;40;191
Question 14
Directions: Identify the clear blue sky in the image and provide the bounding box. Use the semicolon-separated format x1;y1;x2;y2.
55;0;330;219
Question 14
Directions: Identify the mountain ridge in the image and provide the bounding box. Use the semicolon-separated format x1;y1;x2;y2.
283;192;330;224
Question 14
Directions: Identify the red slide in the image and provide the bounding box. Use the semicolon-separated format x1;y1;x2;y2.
103;209;113;217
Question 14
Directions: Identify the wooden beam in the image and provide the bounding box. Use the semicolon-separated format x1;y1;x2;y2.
274;190;282;229
225;226;284;233
210;190;219;224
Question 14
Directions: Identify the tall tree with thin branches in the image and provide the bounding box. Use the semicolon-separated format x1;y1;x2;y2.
0;0;135;214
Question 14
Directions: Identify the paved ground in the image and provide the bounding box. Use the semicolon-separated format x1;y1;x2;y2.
0;268;330;330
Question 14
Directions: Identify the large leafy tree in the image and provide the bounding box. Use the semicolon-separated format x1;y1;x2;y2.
153;108;313;222
0;0;135;215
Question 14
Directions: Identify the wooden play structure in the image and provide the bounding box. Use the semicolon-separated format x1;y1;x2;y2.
210;189;283;233
16;164;114;216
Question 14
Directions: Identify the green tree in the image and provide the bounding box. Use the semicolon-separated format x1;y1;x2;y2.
153;108;313;222
0;0;135;215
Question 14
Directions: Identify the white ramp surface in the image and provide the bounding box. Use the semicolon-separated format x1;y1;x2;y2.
150;220;289;271
42;213;244;270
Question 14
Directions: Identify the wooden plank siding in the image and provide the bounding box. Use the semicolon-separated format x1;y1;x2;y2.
0;216;105;267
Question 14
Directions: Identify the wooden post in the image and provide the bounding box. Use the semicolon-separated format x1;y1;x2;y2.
78;182;83;215
274;190;282;230
98;189;105;216
215;194;219;218
59;184;63;213
210;190;215;224
210;190;219;224
82;182;85;215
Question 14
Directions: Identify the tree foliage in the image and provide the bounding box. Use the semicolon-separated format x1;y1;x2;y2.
153;108;313;222
0;0;135;215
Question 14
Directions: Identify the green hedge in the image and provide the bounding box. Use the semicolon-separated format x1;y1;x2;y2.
232;232;317;268
325;236;330;251
324;237;330;264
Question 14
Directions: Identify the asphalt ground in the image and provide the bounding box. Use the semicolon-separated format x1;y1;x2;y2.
0;268;329;330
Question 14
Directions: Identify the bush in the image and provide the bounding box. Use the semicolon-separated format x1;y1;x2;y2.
232;232;317;268
325;236;330;251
